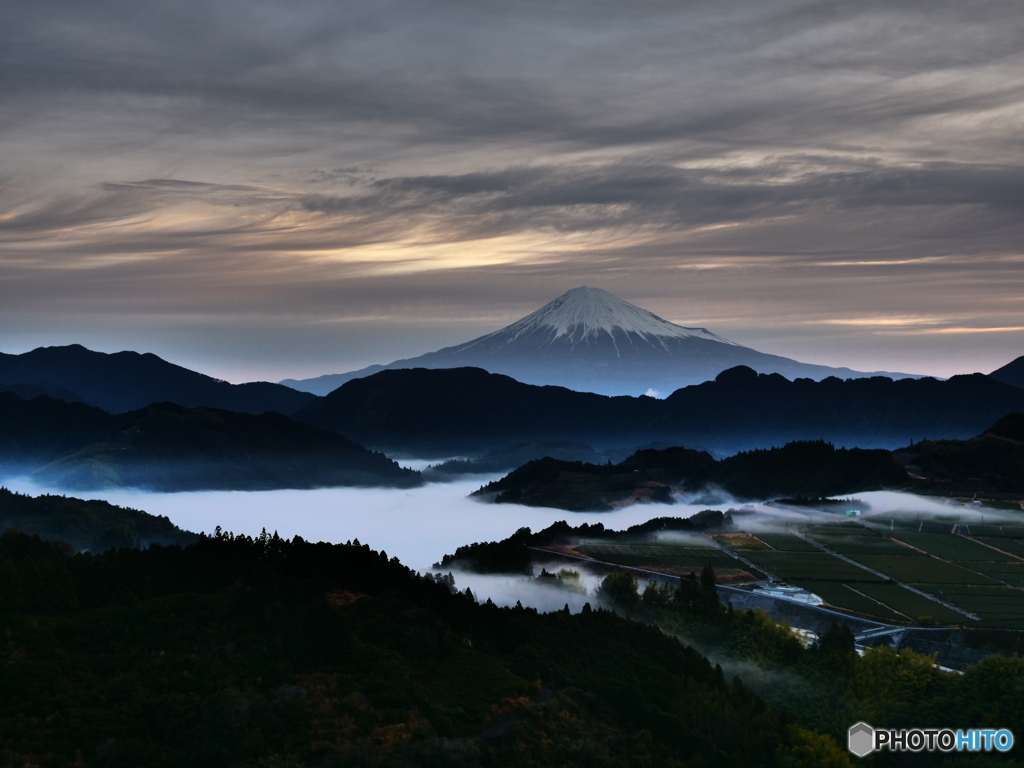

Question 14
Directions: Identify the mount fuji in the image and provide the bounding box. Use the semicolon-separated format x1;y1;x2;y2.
282;287;917;396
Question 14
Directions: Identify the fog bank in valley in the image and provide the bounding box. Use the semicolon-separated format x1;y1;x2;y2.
3;477;738;570
6;478;1019;612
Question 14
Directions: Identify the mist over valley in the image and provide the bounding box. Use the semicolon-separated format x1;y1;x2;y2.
5;0;1024;763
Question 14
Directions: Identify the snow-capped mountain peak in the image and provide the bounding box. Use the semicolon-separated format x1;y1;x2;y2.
283;285;917;397
498;286;736;345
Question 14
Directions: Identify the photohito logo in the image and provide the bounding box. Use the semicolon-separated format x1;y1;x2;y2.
848;722;1014;756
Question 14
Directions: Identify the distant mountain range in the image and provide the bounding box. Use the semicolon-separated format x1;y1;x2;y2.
282;287;921;396
0;392;419;491
991;355;1024;390
0;344;317;414
2;343;1022;492
293;364;1024;458
0;381;88;403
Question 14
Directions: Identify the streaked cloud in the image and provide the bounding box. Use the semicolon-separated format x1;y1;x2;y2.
1;0;1022;381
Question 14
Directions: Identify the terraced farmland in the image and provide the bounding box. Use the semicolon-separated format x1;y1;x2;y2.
806;527;920;557
576;542;739;570
965;524;1024;538
886;532;1016;561
852;555;1000;585
795;580;905;622
741;551;881;583
711;532;771;551
569;519;1024;627
970;561;1024;585
873;518;959;534
851;583;969;624
749;533;819;552
930;586;1024;629
975;537;1024;559
783;525;1024;623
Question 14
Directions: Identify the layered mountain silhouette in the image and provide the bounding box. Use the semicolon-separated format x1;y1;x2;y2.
990;355;1024;390
0;392;419;491
474;442;908;511
0;381;87;403
0;344;317;414
293;365;1024;457
475;413;1024;511
283;287;917;396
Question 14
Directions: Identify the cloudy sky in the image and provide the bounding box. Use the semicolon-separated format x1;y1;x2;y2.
2;0;1022;382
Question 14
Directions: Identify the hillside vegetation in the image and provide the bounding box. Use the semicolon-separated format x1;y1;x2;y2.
0;487;196;553
476;414;1024;511
0;394;419;491
475;441;907;511
2;527;1021;766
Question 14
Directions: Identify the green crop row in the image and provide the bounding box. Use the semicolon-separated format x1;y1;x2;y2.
793;580;906;622
972;563;1024;586
809;534;919;557
965;525;1024;538
848;555;1000;585
577;543;737;568
933;587;1024;627
576;553;730;570
742;551;881;582
851;583;969;624
753;533;820;552
887;532;1017;562
870;519;958;534
975;537;1024;559
580;543;729;559
793;579;969;625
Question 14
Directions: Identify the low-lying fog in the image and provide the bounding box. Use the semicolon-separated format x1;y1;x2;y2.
6;475;740;570
7;477;1020;614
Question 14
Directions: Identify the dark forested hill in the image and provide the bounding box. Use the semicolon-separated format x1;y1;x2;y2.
476;414;1024;511
0;393;114;469
475;442;907;511
0;344;318;414
295;365;1024;457
1;527;1021;767
0;487;196;552
295;367;643;456
0;528;793;767
0;393;420;491
987;412;1024;442
893;412;1024;497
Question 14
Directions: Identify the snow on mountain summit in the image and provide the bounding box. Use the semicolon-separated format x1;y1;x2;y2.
496;287;737;346
283;285;919;397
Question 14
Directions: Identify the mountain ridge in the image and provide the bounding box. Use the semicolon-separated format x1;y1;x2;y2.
0;391;419;491
473;413;1024;512
991;355;1024;390
0;344;318;415
293;364;1024;458
283;287;920;396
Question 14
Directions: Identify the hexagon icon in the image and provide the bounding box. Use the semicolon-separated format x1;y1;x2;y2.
848;722;875;757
